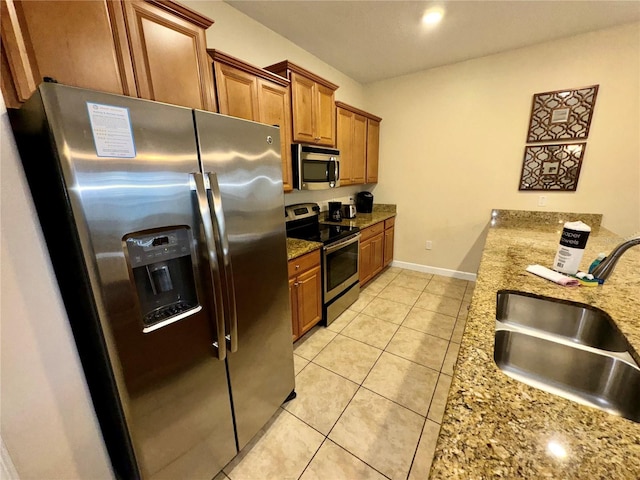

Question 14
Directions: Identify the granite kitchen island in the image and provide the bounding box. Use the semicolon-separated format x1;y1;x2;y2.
430;210;640;479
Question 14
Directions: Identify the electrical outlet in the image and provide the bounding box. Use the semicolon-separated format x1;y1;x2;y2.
425;240;433;250
538;195;547;207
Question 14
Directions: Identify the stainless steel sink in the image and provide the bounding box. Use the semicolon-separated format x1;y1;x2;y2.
495;330;640;423
494;290;640;423
497;290;628;352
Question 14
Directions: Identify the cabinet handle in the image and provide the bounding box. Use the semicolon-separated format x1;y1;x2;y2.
294;282;299;287
314;137;321;141
295;264;300;269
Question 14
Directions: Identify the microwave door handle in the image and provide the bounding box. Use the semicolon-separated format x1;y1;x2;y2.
327;159;337;186
334;160;339;183
207;172;238;354
191;173;227;361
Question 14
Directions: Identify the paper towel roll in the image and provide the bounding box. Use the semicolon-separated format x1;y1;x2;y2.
552;221;591;275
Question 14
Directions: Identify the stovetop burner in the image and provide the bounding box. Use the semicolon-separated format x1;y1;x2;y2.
285;203;359;245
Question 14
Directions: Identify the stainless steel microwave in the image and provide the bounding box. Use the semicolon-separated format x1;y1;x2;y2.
292;144;340;190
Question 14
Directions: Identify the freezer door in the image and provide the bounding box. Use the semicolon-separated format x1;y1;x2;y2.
17;84;237;479
194;110;295;450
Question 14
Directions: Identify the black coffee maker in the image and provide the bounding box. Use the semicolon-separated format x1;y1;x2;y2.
355;192;373;213
328;201;342;222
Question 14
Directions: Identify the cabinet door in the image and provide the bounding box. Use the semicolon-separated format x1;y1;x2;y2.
352;113;367;184
290;71;315;144
214;61;258;121
336;106;353;185
371;233;385;278
1;0;135;107
384;226;394;267
359;237;372;285
289;277;299;341
315;83;336;146
366;119;380;183
123;1;215;110
257;78;293;192
296;265;322;337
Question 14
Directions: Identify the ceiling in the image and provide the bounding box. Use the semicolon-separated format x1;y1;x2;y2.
225;1;640;84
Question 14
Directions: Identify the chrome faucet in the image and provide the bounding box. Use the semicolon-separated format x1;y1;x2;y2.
591;237;640;283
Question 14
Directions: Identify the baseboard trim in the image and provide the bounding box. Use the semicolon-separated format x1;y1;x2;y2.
390;260;477;282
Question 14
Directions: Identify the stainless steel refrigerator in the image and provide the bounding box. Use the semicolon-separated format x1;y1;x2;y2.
10;83;295;479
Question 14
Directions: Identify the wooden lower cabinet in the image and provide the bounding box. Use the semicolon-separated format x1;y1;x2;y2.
288;250;322;342
383;217;395;267
360;217;395;285
359;221;385;285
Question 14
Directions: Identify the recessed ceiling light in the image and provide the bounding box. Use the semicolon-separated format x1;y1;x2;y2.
422;7;444;25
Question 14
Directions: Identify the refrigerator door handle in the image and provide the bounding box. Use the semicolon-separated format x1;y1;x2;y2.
192;172;227;361
206;172;239;353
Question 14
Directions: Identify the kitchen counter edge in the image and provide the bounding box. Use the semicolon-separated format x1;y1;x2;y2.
286;238;323;261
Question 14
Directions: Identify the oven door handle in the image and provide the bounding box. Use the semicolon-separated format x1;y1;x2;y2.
324;233;360;254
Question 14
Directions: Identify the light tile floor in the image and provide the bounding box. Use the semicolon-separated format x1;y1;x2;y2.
219;267;474;480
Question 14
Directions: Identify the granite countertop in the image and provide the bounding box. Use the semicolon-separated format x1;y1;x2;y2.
320;204;396;230
430;210;640;479
286;238;322;261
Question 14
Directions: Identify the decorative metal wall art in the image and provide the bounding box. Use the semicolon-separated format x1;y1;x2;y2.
519;84;598;191
518;143;586;191
526;85;599;143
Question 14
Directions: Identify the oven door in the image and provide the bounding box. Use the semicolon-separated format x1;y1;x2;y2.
323;233;359;302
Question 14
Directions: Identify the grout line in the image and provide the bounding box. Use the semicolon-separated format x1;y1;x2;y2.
323;384;361;439
294;327;340;362
309;340;383;386
358;384;429;418
294;428;325;480
325;439;394;480
301;360;361;387
397;319;456;342
381;349;444;376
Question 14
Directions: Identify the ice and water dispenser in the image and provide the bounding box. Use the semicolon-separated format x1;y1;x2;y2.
124;227;200;332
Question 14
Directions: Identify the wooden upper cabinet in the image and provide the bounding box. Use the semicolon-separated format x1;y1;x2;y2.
257;78;293;191
289;72;316;144
1;0;215;110
336;107;354;185
214;60;258;120
264;60;338;147
210;50;293;192
315;83;335;145
352;113;367;183
366;118;380;183
336;101;381;186
1;0;136;108
123;1;215;111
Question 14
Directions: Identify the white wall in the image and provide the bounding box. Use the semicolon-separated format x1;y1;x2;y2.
0;97;113;479
366;23;640;273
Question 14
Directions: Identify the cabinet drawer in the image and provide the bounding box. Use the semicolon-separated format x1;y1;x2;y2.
384;217;395;229
288;249;321;277
360;221;384;241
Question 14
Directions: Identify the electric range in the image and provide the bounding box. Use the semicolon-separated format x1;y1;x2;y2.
285;203;360;325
